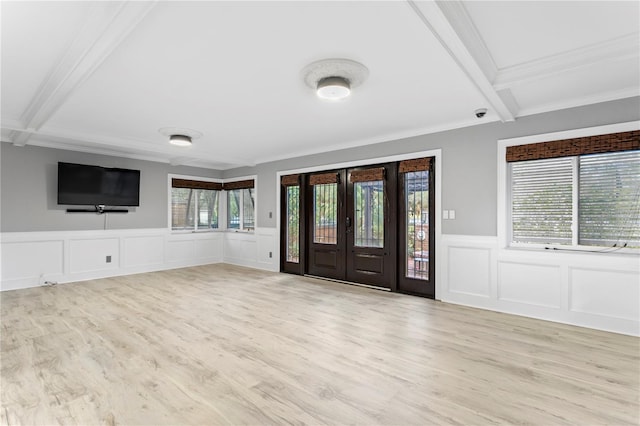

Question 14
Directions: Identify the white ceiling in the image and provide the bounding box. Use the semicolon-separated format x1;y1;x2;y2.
2;1;638;170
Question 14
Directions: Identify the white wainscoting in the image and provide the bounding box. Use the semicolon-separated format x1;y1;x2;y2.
0;227;279;291
223;228;278;272
440;234;640;336
3;229;636;335
1;229;223;291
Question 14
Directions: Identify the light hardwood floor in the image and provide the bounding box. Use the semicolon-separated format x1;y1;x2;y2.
1;264;638;425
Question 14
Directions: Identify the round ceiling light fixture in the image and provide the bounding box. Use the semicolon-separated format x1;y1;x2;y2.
158;127;203;147
302;58;369;101
169;134;192;147
316;76;351;100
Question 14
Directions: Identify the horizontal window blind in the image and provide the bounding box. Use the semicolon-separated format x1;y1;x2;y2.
350;168;385;183
399;157;431;173
309;173;339;185
281;174;300;186
506;130;640;162
223;179;254;190
579;151;640;248
172;178;222;190
511;158;573;245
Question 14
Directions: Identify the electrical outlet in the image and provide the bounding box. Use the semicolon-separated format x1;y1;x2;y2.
449;210;456;220
269;251;273;258
269;211;272;219
106;255;112;263
443;210;449;220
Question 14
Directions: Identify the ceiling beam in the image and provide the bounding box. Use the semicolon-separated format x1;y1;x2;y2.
12;1;158;147
407;0;517;122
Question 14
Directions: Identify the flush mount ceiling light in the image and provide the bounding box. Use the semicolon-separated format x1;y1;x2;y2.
169;134;192;146
317;76;351;100
302;58;369;101
158;127;203;147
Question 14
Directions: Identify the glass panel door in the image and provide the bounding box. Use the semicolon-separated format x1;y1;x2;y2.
313;183;338;244
306;171;345;280
286;186;300;263
354;181;384;248
345;164;397;289
281;176;304;275
398;158;435;298
404;170;430;280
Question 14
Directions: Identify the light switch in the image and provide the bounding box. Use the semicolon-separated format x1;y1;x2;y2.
449;210;456;220
443;210;449;220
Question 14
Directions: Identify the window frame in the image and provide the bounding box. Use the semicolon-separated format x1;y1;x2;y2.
498;121;639;253
226;187;256;231
168;174;223;233
223;175;256;233
168;174;257;234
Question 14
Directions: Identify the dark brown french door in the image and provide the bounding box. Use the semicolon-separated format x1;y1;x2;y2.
306;169;346;280
306;164;396;288
345;164;397;288
281;157;435;298
280;174;305;275
397;157;435;297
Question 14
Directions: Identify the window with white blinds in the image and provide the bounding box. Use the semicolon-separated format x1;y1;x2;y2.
511;158;573;245
579;151;640;247
509;150;640;248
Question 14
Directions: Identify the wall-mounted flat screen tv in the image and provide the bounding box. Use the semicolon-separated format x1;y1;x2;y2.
57;162;140;206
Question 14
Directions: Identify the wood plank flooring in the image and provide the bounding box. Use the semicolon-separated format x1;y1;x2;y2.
1;264;638;425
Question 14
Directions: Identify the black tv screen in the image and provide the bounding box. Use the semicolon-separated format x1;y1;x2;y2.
58;162;140;206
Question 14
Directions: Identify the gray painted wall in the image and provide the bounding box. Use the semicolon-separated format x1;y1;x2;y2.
0;145;221;232
2;97;638;234
223;97;640;235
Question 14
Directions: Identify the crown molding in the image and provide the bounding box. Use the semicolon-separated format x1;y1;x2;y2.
1;117;26;144
168;156;236;170
2;124;255;169
13;1;158;147
252;115;500;166
493;33;640;90
1;117;24;130
6;136;238;171
4;116;493;171
407;0;516;122
516;86;640;118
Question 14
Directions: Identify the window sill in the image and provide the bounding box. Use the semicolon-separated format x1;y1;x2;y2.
170;229;223;234
505;244;639;256
171;229;255;234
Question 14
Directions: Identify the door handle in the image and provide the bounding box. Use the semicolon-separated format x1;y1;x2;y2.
346;216;351;227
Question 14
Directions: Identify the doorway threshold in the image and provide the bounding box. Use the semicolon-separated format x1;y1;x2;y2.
304;275;391;292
